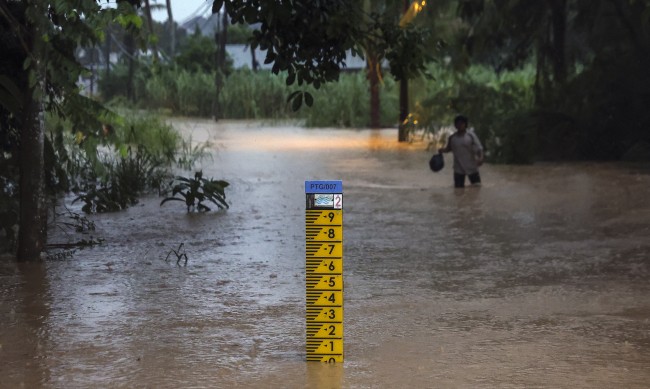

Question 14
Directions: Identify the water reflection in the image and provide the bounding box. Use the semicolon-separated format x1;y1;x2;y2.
0;262;51;387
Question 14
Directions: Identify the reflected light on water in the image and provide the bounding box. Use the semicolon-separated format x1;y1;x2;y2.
223;128;415;152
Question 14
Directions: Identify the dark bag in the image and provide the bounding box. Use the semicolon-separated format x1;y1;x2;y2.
429;152;444;172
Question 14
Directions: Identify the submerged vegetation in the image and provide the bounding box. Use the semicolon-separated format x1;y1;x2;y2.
161;171;229;213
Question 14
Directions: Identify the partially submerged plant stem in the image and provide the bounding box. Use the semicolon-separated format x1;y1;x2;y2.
165;242;188;266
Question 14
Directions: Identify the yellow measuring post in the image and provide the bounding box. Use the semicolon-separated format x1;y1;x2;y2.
305;180;343;363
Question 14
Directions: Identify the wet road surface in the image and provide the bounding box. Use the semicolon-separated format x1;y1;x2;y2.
1;120;649;388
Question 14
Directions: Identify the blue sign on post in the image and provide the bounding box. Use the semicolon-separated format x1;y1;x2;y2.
305;180;343;194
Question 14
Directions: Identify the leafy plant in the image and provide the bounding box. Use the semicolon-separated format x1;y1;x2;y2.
160;171;229;212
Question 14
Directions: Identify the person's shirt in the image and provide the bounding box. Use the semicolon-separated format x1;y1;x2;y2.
447;130;483;175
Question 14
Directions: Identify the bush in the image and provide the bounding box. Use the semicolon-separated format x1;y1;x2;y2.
409;63;536;163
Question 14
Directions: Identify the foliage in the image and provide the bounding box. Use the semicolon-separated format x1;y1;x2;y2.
161;171;229;212
175;29;218;73
57;209;96;233
176;135;213;171
451;0;650;162
406;63;536;162
303;72;399;128
227;23;254;44
101;65;217;117
0;0;148;257
219;68;293;119
42;110;178;215
72;145;168;213
218;1;361;88
216;0;434;110
115;112;180;164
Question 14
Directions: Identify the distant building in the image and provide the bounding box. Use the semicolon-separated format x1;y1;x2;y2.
225;44;367;71
182;16;369;71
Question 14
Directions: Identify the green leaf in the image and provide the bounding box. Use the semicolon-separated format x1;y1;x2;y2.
291;92;303;111
160;197;185;206
116;13;142;29
304;92;313;107
286;72;296;86
286;90;301;103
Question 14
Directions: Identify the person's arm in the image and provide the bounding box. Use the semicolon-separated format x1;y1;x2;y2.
438;135;453;153
470;132;484;165
476;148;484;166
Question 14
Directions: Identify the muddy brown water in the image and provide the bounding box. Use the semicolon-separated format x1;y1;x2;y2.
1;120;649;388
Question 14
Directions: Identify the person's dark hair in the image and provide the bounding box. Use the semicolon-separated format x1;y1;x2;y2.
454;115;468;125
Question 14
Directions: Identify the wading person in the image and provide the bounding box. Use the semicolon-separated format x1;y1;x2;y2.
439;115;484;188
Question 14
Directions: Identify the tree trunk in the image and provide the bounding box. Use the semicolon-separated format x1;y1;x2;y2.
251;45;258;72
214;12;229;121
367;53;381;128
218;11;228;71
125;31;135;102
17;61;46;261
104;26;111;80
143;0;158;63
398;79;409;141
549;0;567;85
166;0;175;58
398;0;411;142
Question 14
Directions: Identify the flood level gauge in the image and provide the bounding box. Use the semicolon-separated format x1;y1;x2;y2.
305;180;343;363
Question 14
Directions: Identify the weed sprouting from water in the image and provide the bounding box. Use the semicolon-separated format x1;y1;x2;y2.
55;208;96;234
176;135;213;171
165;242;188;266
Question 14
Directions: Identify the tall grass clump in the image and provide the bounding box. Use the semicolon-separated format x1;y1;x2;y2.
220;68;294;119
143;68;216;117
114;112;181;165
176;70;216;117
302;72;399;128
45;110;186;213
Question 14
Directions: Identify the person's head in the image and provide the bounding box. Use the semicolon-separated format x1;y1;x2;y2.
454;115;468;131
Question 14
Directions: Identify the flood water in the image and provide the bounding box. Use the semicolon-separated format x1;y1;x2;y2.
1;120;649;388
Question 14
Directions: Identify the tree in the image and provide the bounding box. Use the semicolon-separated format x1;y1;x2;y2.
0;0;143;260
453;0;650;160
213;0;432;136
456;0;570;103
